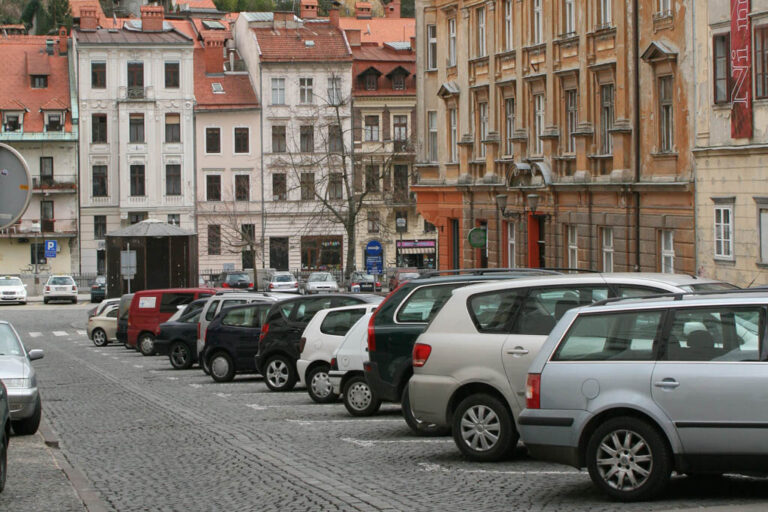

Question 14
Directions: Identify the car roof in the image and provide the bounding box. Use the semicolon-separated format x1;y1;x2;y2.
133;287;213;295
581;290;768;314
403;270;558;286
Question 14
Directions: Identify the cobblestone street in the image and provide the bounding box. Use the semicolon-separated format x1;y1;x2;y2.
2;304;768;511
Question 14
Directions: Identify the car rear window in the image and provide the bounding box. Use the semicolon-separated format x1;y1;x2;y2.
509;286;609;335
160;293;195;313
293;298;334;323
222;306;264;328
275;274;294;283
205;300;220;321
226;273;250;282
320;308;367;336
396;283;467;323
552;311;663;361
50;276;74;285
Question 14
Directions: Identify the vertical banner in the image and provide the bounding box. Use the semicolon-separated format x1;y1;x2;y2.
731;0;752;139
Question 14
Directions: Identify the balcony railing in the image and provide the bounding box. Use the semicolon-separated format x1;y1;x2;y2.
127;86;146;99
32;175;77;192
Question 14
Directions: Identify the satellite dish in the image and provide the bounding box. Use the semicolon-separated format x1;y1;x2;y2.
0;143;32;230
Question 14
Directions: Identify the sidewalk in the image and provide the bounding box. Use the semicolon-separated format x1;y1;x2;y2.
26;293;91;303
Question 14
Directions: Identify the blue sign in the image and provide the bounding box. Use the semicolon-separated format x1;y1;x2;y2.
44;239;57;258
365;240;383;275
365;240;383;256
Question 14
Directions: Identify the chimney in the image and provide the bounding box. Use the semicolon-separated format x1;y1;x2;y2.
355;2;372;19
300;0;318;19
79;7;98;31
204;37;225;74
140;5;164;33
385;0;400;19
345;28;361;47
273;10;293;27
410;35;415;52
45;39;54;55
329;7;340;27
58;26;68;54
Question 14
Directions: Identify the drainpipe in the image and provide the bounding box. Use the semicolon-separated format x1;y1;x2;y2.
633;0;641;271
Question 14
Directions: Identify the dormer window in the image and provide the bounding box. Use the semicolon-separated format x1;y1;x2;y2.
392;73;405;90
45;112;62;132
31;75;47;88
365;74;377;91
2;113;21;132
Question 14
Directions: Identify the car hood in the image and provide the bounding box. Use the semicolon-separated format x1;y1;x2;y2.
0;286;25;293
0;356;30;378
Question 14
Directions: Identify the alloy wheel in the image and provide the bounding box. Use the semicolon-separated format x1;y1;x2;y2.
596;429;653;492
346;381;372;410
170;344;190;368
266;359;289;388
460;405;501;452
92;329;107;346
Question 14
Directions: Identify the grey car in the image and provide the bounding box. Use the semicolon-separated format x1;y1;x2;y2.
519;291;766;501
0;380;9;492
0;321;44;435
302;272;339;294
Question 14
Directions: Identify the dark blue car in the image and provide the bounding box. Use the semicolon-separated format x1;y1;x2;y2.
154;298;208;369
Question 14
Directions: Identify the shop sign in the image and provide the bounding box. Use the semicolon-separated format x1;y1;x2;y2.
467;227;487;249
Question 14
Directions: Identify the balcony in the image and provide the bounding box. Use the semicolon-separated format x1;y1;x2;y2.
0;218;77;238
32;175;77;193
118;86;154;102
384;190;416;206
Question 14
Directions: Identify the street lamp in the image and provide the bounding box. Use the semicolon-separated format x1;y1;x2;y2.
31;221;41;287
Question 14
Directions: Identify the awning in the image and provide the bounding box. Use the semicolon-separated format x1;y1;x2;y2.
398;247;436;255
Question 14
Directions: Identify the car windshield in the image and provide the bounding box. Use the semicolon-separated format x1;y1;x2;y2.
358;275;375;282
94;276;106;285
309;273;333;282
227;273;249;282
681;282;740;293
0;324;23;356
0;278;22;287
49;277;74;285
399;273;421;281
274;275;294;283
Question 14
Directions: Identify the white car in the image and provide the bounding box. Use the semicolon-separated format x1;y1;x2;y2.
43;275;78;304
0;276;27;305
302;272;339;294
329;312;382;416
297;302;381;403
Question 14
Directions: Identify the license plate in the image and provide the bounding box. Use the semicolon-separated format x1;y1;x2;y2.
56;286;68;291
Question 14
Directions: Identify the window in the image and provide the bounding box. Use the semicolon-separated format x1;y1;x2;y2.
205;127;220;153
31;75;47;88
392;73;405;90
3;113;20;132
714;205;733;259
507;223;516;267
365;165;379;192
533;94;544;155
301;173;315;200
327;76;342;105
94;215;106;240
756;28;768;99
367;211;380;233
129;212;146;224
130;164;145;196
714;34;731;103
448;18;457;66
427;25;437;69
234;127;249;153
396;210;408;232
299;125;314;153
564;0;575;34
599;0;612;26
565;89;577;153
235;174;249;201
91;62;106;88
168;214;180;226
164;62;179;88
478;102;488;157
165;113;180;143
394;165;408;195
661;229;674;273
425;220;437;233
659;76;674;152
208;225;221;255
602;227;614;272
206;174;221;201
92;165;108;196
505;98;515;155
504;0;513;50
663;307;761;362
567;225;578;268
328;124;343;153
92;114;107;143
449;108;458;162
272;126;286;153
365;73;378;91
300;78;313;103
271;78;285;105
397;283;474;323
241;224;256;269
46;113;62;132
40;157;53;184
320;308;366;336
600;84;614;154
127;62;143;89
328;173;343;200
476;8;486;57
393;114;408;142
533;0;542;44
165;164;181;196
761;207;768;262
129;114;144;143
658;0;671;15
272;173;286;200
428;111;438;161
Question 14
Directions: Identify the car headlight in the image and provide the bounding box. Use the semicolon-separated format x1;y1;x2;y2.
2;378;31;388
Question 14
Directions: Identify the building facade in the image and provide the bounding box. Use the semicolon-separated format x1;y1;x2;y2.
414;0;695;273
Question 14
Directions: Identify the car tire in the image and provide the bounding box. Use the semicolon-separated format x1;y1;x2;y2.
72;298;77;304
264;355;297;391
586;416;672;502
138;333;155;356
401;385;451;437
343;374;381;416
306;364;338;404
452;393;518;462
201;356;211;375
12;397;41;436
43;298;49;304
169;342;193;370
210;352;235;382
0;426;6;493
91;328;109;347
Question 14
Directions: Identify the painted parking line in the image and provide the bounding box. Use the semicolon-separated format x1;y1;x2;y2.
133;365;144;369
53;331;68;337
167;377;178;381
28;332;42;338
189;383;203;388
76;330;87;336
216;393;231;398
416;462;580;476
286;418;404;426
343;438;453;447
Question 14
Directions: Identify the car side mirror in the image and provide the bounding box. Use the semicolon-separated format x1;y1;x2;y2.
28;349;44;361
23;284;28;288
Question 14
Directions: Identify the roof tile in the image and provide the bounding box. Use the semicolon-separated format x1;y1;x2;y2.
252;22;352;62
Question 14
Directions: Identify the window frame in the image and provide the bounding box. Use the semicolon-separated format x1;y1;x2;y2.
713;33;731;104
235;174;250;201
206;174;222;202
91;61;106;89
507;222;516;267
661;229;674;273
565;89;577;154
428;111;438;162
602;227;614;272
129;164;145;197
208;224;221;255
300;172;315;201
658;75;674;153
91;114;107;143
165;164;181;196
364;115;380;142
449;108;458;162
299;77;314;104
205;126;221;154
94;215;107;240
92;165;108;197
129;113;145;143
165;113;181;143
164;61;180;89
567;225;578;268
564;0;575;35
234;126;249;154
271;77;286;105
478;101;488;157
533;93;545;155
272;173;287;201
533;0;543;44
600;84;614;155
476;7;486;57
714;204;734;260
756;27;768;99
504;0;513;50
272;125;287;153
427;25;438;70
448;18;457;66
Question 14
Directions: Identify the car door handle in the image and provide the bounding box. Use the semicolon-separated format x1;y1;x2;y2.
654;379;680;389
506;346;529;356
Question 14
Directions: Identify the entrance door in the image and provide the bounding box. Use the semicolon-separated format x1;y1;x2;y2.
450;219;460;269
269;237;288;270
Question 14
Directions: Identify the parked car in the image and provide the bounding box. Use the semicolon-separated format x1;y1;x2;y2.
87;297;120;319
89;276;106;303
0;321;44;435
388;268;420;291
87;304;119;347
127;288;215;355
518;290;763;501
116;293;134;348
301;272;339;295
256;294;380;392
347;272;382;293
265;271;299;293
212;271;253;289
407;273;736;461
0;380;8;492
43;275;78;304
0;276;27;305
202;302;275;382
153;298;209;369
297;302;381;403
329;312;380;416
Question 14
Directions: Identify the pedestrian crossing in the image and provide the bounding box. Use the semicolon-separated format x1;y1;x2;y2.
26;329;88;339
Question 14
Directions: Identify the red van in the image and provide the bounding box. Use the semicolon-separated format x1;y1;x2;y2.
127;288;215;355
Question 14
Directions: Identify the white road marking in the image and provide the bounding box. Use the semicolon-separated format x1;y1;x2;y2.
286;418;403;426
167;377;178;381
216;393;231;398
416;462;579;476
53;331;68;337
247;403;270;410
343;438;453;447
77;330;87;336
28;332;42;338
133;365;144;369
189;383;203;388
111;357;118;360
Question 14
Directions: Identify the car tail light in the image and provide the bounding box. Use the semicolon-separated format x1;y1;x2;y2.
268;283;274;290
299;336;307;354
45;286;50;292
222;282;230;288
330;357;338;370
412;343;432;367
249;282;254;288
73;286;77;292
92;285;98;290
526;373;541;409
259;322;270;342
367;311;377;352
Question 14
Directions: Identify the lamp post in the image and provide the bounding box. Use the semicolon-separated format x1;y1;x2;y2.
31;221;41;288
396;217;406;267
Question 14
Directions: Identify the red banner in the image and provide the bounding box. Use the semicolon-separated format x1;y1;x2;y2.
731;0;752;139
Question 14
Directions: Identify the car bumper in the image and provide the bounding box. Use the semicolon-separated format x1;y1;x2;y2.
518;409;589;468
363;361;399;402
90;290;105;300
44;293;77;300
329;370;346;395
408;374;458;427
7;387;39;420
0;295;26;302
153;338;172;356
296;359;310;386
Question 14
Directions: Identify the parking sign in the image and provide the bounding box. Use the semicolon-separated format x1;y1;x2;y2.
44;240;57;258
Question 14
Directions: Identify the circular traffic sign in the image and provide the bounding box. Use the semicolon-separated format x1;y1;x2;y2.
467;227;487;248
0;143;32;230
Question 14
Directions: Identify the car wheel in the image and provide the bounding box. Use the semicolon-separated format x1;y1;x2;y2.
12;397;41;436
91;328;109;347
72;298;77;304
307;364;338;404
401;386;451;436
43;298;49;304
586;416;672;501
201;356;211;375
138;333;155;356
210;352;235;382
264;355;297;391
343;375;381;416
169;342;193;370
452;393;517;462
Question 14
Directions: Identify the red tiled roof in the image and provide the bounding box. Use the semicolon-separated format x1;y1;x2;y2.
193;49;259;111
0;36;72;133
69;0;108;24
338;17;414;46
252;22;352;62
175;0;217;9
26;52;52;75
351;43;415;95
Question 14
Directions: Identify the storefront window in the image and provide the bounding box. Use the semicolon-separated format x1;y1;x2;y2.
396;240;437;269
301;236;343;270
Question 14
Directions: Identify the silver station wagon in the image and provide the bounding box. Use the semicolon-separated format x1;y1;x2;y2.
519;291;766;501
